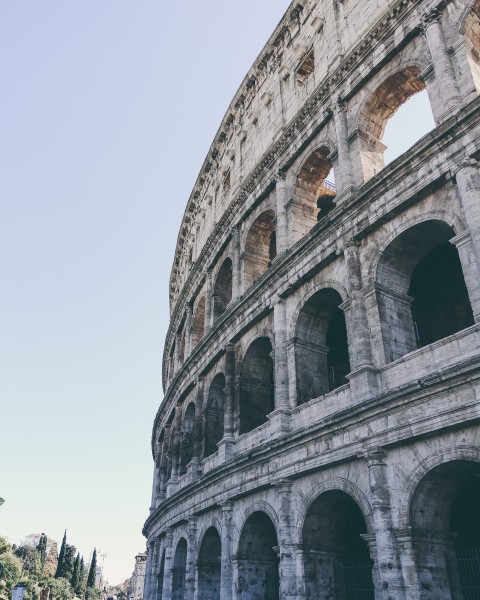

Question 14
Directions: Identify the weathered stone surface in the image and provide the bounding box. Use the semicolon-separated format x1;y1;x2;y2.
144;1;480;598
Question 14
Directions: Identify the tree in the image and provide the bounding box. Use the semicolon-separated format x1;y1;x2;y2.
86;551;96;589
75;557;85;596
36;534;47;573
70;555;80;591
54;532;67;579
62;546;76;583
0;548;22;598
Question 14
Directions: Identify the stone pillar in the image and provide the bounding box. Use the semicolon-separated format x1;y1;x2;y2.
162;529;174;600
184;303;193;359
185;519;197;600
191;378;205;481
231;226;242;301
294;545;306;599
204;269;213;333
275;480;297;600
333;100;354;194
174;332;181;372
272;299;292;431
342;241;380;399
364;448;406;599
150;464;161;513
144;540;155;600
218;344;236;460
394;529;421;600
167;404;182;496
275;172;290;253
221;502;234;600
421;9;460;120
454;158;480;320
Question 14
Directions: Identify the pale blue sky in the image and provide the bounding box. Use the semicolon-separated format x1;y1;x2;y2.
0;0;434;586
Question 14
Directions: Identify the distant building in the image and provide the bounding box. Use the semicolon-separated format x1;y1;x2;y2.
127;553;146;600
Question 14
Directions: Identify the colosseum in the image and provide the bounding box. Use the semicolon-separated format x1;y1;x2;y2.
143;0;480;598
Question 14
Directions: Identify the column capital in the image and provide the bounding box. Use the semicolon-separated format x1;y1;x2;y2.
359;445;388;465
455;155;479;175
420;7;442;34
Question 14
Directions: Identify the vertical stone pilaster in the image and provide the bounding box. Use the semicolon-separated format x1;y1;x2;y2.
333;100;354;194
394;529;421;600
275;171;290;253
162;529;174;600
184;303;193;359
150;464;160;513
144;540;155;600
275;480;297;600
204;269;213;334
221;502;234;600
363;447;406;599
185;519;197;600
272;298;292;431
191;377;205;481
421;9;460;121
174;331;181;372
167;404;182;496
342;241;380;400
218;344;236;460
231;226;242;301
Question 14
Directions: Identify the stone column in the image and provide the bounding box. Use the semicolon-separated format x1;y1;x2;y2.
454;158;480;320
231;226;242;301
184;303;193;359
161;529;174;600
271;298;292;431
394;529;421;600
191;377;205;481
218;344;236;460
150;465;161;513
221;502;234;600
342;241;380;400
144;540;155;600
204;269;213;333
275;480;297;600
333;100;354;194
275;172;290;253
174;332;181;372
185;519;197;600
421;9;460;120
364;448;406;599
167;404;182;496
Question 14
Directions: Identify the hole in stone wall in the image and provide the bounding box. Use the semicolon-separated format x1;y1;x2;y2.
197;528;222;600
180;402;195;475
191;296;206;349
172;538;187;600
244;210;276;289
213;258;233;322
204;374;225;458
239;337;274;434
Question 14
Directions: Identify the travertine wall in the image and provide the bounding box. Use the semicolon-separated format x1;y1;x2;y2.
144;0;480;598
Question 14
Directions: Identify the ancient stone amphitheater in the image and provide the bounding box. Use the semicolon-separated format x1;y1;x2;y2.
143;0;480;598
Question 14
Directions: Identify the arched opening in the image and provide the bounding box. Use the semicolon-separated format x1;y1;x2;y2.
303;490;374;599
409;460;480;598
376;220;474;363
157;549;166;600
359;67;434;181
464;1;480;93
213;258;233;322
239;337;274;434
296;147;336;233
178;325;186;364
244;210;276;289
197;527;222;600
180;403;195;475
191;296;205;349
204;374;225;458
172;538;187;600
295;288;350;405
237;512;279;600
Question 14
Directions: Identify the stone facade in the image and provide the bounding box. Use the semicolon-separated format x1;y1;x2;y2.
143;0;480;598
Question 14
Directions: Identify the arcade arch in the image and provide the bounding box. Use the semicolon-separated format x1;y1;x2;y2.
296;146;336;227
213;258;233;322
244;210;276;289
197;527;222;600
204;373;225;458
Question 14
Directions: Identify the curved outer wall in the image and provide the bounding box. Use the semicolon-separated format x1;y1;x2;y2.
145;0;480;598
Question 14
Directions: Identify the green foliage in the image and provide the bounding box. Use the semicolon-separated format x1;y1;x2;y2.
0;551;22;598
36;535;47;574
61;547;76;583
14;546;40;578
0;537;11;556
54;533;67;579
85;587;100;600
86;551;96;590
41;577;75;600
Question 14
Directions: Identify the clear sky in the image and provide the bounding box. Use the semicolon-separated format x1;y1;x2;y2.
0;0;434;587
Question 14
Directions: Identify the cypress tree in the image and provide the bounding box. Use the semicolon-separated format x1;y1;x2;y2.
86;549;97;589
71;553;80;589
55;530;67;578
36;533;47;572
76;556;85;595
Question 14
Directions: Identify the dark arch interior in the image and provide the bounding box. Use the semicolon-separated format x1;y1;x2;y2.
172;538;187;600
409;242;474;348
244;210;276;288
204;374;225;458
238;512;279;600
191;296;206;349
295;288;350;405
296;146;336;225
239;337;274;434
303;491;374;600
197;528;222;600
213;258;233;322
157;549;166;600
180;403;195;475
376;220;474;363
